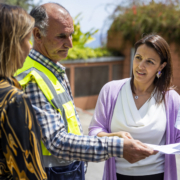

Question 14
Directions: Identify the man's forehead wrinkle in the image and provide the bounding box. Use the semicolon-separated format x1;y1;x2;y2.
42;3;73;35
48;15;73;28
47;16;73;36
43;3;68;20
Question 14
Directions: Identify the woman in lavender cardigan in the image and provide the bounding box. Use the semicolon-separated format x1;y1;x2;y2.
89;34;180;180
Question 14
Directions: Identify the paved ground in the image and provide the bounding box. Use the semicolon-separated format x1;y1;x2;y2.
78;109;104;180
177;154;180;179
77;108;180;180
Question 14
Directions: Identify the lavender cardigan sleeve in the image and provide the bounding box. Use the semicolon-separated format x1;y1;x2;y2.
89;79;180;180
164;90;180;180
89;79;128;136
89;79;128;180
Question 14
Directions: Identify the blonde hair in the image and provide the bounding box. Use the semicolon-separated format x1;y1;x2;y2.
0;4;34;78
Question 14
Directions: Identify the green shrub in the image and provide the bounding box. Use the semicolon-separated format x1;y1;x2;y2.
108;1;180;46
64;14;111;60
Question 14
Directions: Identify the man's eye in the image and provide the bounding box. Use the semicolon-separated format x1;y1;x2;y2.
57;35;65;39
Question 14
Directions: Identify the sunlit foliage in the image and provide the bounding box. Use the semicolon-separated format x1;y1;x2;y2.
109;0;180;46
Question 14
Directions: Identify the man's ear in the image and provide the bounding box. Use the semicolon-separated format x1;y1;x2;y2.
33;27;43;44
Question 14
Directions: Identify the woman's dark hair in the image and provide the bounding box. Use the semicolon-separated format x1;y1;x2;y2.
131;34;173;104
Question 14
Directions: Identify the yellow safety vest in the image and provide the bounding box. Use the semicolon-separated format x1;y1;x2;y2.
15;56;81;157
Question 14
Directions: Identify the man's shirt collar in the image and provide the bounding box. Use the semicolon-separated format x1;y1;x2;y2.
29;49;66;74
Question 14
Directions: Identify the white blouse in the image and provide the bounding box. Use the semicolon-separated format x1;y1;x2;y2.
111;79;166;176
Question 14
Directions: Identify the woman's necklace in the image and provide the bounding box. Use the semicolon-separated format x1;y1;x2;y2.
133;85;155;100
134;92;152;100
135;95;139;99
134;95;144;99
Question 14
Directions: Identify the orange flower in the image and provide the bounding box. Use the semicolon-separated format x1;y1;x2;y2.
158;12;162;17
132;5;137;15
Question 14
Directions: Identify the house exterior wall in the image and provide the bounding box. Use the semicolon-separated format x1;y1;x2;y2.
169;43;180;94
107;31;132;79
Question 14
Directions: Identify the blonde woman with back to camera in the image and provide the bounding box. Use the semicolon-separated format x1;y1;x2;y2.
0;4;47;179
89;34;180;180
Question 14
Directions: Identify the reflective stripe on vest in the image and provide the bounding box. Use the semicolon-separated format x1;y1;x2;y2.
15;56;81;159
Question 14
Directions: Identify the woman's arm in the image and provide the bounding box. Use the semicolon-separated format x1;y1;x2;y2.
89;80;133;140
97;131;133;139
88;83;112;136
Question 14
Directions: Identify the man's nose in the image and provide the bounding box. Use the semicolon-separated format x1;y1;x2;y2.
64;36;73;48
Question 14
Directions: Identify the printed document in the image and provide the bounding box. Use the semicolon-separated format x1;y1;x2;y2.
146;143;180;154
175;106;180;130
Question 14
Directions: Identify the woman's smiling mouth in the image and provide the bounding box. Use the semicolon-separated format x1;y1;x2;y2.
136;71;146;75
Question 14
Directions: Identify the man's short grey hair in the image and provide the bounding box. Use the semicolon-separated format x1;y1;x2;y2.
30;3;70;36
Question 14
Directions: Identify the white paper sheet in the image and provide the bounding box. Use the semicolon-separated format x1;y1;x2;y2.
175;116;180;130
146;143;180;154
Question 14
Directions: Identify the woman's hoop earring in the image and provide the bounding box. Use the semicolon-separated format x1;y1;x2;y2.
156;71;162;78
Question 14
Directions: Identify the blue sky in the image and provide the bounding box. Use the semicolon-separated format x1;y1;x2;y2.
33;0;123;47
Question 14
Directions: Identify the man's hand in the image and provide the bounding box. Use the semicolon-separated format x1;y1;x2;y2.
123;139;157;164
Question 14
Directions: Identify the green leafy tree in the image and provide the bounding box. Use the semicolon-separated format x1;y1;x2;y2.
108;0;180;46
0;0;40;11
65;14;111;60
72;14;99;48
